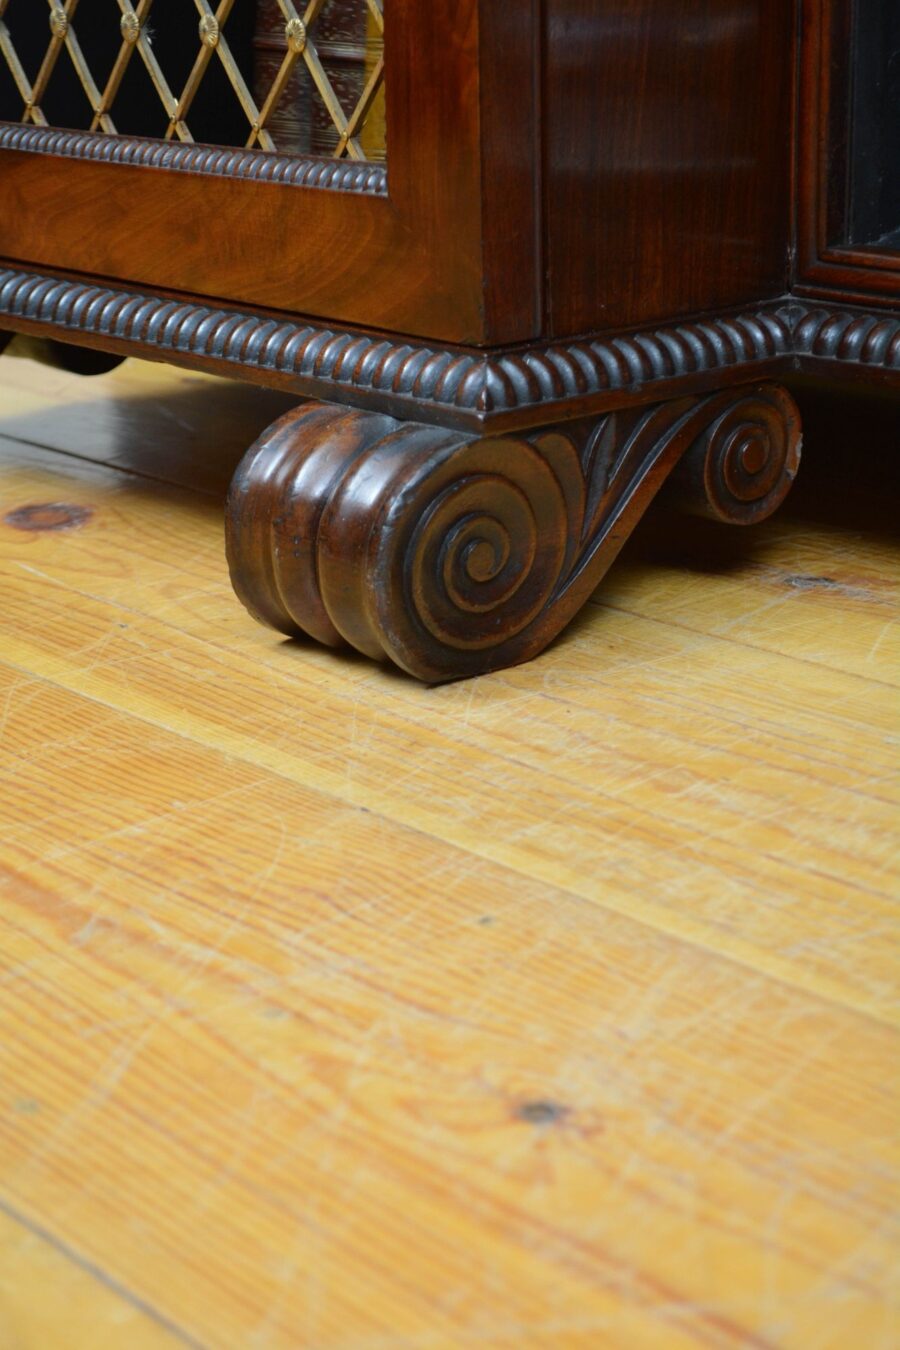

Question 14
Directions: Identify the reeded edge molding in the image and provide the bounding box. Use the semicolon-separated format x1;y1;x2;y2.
0;124;388;195
0;266;897;428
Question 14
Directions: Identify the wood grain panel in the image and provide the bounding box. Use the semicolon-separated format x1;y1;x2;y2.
543;0;796;336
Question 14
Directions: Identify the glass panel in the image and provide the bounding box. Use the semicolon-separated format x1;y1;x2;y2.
827;0;899;251
0;0;386;160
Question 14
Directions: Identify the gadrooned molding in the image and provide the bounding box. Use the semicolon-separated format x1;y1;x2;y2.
788;303;900;367
0;124;388;194
0;267;897;425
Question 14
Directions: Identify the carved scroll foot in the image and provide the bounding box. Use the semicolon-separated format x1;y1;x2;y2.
225;384;801;682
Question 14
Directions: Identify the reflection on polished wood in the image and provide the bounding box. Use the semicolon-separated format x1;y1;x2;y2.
0;359;897;1348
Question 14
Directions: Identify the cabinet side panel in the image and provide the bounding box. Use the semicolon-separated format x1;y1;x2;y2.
544;0;795;337
478;0;542;341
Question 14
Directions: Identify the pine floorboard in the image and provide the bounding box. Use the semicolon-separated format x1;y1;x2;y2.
0;357;897;1349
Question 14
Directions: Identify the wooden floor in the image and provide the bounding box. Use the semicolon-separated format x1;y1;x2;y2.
0;353;897;1350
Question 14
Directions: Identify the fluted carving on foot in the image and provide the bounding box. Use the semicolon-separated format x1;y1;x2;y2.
226;383;801;681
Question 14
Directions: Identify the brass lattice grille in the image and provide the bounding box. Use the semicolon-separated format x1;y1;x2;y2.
0;0;385;159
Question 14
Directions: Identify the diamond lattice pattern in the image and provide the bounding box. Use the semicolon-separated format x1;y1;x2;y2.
0;0;385;158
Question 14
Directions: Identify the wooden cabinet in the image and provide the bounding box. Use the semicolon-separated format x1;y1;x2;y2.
0;0;897;681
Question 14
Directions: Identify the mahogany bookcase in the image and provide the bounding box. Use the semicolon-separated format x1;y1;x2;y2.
0;0;897;681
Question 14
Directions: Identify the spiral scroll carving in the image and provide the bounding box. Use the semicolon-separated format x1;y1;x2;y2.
666;385;802;525
226;384;802;681
226;405;583;678
345;435;579;666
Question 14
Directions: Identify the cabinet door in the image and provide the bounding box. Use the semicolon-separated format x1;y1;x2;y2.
0;0;539;345
797;0;900;303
